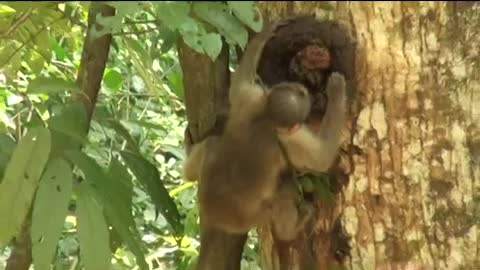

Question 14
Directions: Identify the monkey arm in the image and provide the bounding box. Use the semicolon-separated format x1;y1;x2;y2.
279;72;347;173
229;22;277;106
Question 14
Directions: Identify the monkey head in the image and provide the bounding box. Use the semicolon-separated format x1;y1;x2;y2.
266;82;312;131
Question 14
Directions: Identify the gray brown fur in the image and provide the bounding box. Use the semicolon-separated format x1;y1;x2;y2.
183;22;311;234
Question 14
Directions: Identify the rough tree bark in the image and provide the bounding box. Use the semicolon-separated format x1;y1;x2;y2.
5;3;115;270
256;2;480;270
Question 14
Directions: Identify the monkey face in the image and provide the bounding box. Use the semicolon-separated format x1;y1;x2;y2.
266;82;312;128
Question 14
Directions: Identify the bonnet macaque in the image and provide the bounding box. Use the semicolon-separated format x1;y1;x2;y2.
183;21;312;234
277;71;347;175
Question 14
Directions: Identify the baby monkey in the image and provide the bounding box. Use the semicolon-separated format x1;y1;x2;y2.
277;71;347;174
183;22;312;234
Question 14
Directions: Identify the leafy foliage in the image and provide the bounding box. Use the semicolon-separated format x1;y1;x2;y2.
76;180;112;270
0;127;51;247
31;158;73;270
0;1;263;269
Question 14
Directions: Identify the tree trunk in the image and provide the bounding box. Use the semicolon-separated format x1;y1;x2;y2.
257;1;480;270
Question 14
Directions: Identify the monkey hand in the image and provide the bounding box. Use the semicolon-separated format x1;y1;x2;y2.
326;72;347;106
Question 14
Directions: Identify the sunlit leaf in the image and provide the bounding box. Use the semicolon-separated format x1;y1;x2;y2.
34;28;52;61
76;180;111;270
0;127;51;246
227;1;262;32
66;151;148;270
32;158;73;270
193;2;248;49
103;69;123;91
0;134;15;179
182;33;204;55
6;94;23;106
184;207;199;237
200;32;222;61
27;77;79;94
93;1;146;39
166;71;184;100
29;52;45;75
90;13;121;39
106;1;144;16
5;1;57;11
121;151;183;236
155;1;191;31
0;42;22;80
0;4;15;14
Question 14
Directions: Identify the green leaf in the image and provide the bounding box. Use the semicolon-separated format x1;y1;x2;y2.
66;151;148;270
166;71;184;100
92;1;146;39
158;25;179;54
0;134;15;180
0;41;22;79
51;39;67;61
29;52;45;75
90;13;121;39
120;151;183;236
31;158;73;270
34;28;52;61
0;4;15;14
103;69;123;91
48;102;88;157
106;1;145;16
6;93;23;105
184;207;199;236
27;77;79;95
200;32;223;61
101;119;139;154
155;1;191;31
0;127;51;246
76;180;111;270
227;1;262;32
182;33;205;55
193;2;248;49
108;157;133;216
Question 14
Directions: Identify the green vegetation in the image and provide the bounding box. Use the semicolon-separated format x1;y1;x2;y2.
0;1;262;269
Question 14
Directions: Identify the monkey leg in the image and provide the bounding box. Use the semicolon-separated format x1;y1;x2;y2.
271;182;314;242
